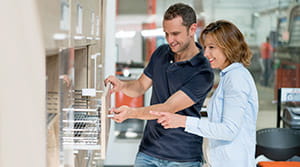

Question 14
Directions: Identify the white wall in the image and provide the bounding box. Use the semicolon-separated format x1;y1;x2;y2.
156;0;195;27
202;0;256;45
104;0;117;78
254;13;278;44
202;0;296;46
252;0;296;45
116;33;143;64
0;0;46;167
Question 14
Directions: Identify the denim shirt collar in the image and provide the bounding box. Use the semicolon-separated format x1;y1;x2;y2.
220;62;243;77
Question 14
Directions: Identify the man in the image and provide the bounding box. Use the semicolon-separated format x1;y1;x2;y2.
105;3;213;167
260;37;273;86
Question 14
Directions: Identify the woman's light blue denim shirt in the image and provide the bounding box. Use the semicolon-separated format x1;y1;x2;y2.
185;63;258;167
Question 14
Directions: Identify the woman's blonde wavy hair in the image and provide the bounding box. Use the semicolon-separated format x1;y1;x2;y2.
199;20;252;67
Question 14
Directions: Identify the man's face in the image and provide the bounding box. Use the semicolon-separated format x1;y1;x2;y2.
163;16;195;54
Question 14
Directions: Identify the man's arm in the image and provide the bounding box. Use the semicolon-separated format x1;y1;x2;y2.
105;73;152;97
111;90;195;123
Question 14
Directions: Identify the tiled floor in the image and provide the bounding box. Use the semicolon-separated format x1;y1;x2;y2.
257;109;277;130
256;83;277;130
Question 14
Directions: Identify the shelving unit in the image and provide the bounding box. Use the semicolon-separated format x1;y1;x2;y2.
40;0;110;166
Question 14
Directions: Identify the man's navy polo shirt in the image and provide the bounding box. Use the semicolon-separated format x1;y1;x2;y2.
139;43;214;162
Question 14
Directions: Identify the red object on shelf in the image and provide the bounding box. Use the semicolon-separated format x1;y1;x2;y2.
258;161;300;167
274;61;300;99
115;92;144;108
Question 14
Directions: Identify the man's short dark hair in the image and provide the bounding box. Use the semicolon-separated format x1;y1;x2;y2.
163;3;197;28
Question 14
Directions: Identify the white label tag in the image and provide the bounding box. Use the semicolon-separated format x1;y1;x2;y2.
82;88;96;97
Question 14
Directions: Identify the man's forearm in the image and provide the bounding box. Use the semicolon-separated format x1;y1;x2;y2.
121;80;146;97
128;103;177;120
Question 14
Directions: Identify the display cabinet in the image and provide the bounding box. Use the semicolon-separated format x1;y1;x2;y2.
41;0;110;166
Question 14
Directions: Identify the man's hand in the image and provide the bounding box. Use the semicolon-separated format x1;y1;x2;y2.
150;111;187;129
109;105;131;123
104;75;123;94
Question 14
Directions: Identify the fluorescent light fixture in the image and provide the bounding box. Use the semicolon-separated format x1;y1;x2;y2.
253;12;260;17
115;30;136;38
141;28;165;37
74;35;85;40
86;36;93;40
53;33;68;40
125;131;138;138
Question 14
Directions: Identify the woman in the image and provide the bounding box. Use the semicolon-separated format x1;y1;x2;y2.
151;20;258;167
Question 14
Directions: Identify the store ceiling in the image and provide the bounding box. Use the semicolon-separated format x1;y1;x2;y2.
117;0;203;15
116;0;203;30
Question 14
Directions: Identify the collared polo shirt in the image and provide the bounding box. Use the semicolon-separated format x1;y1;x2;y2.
139;43;214;162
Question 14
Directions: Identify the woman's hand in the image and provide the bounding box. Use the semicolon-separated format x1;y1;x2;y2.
150;111;187;129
